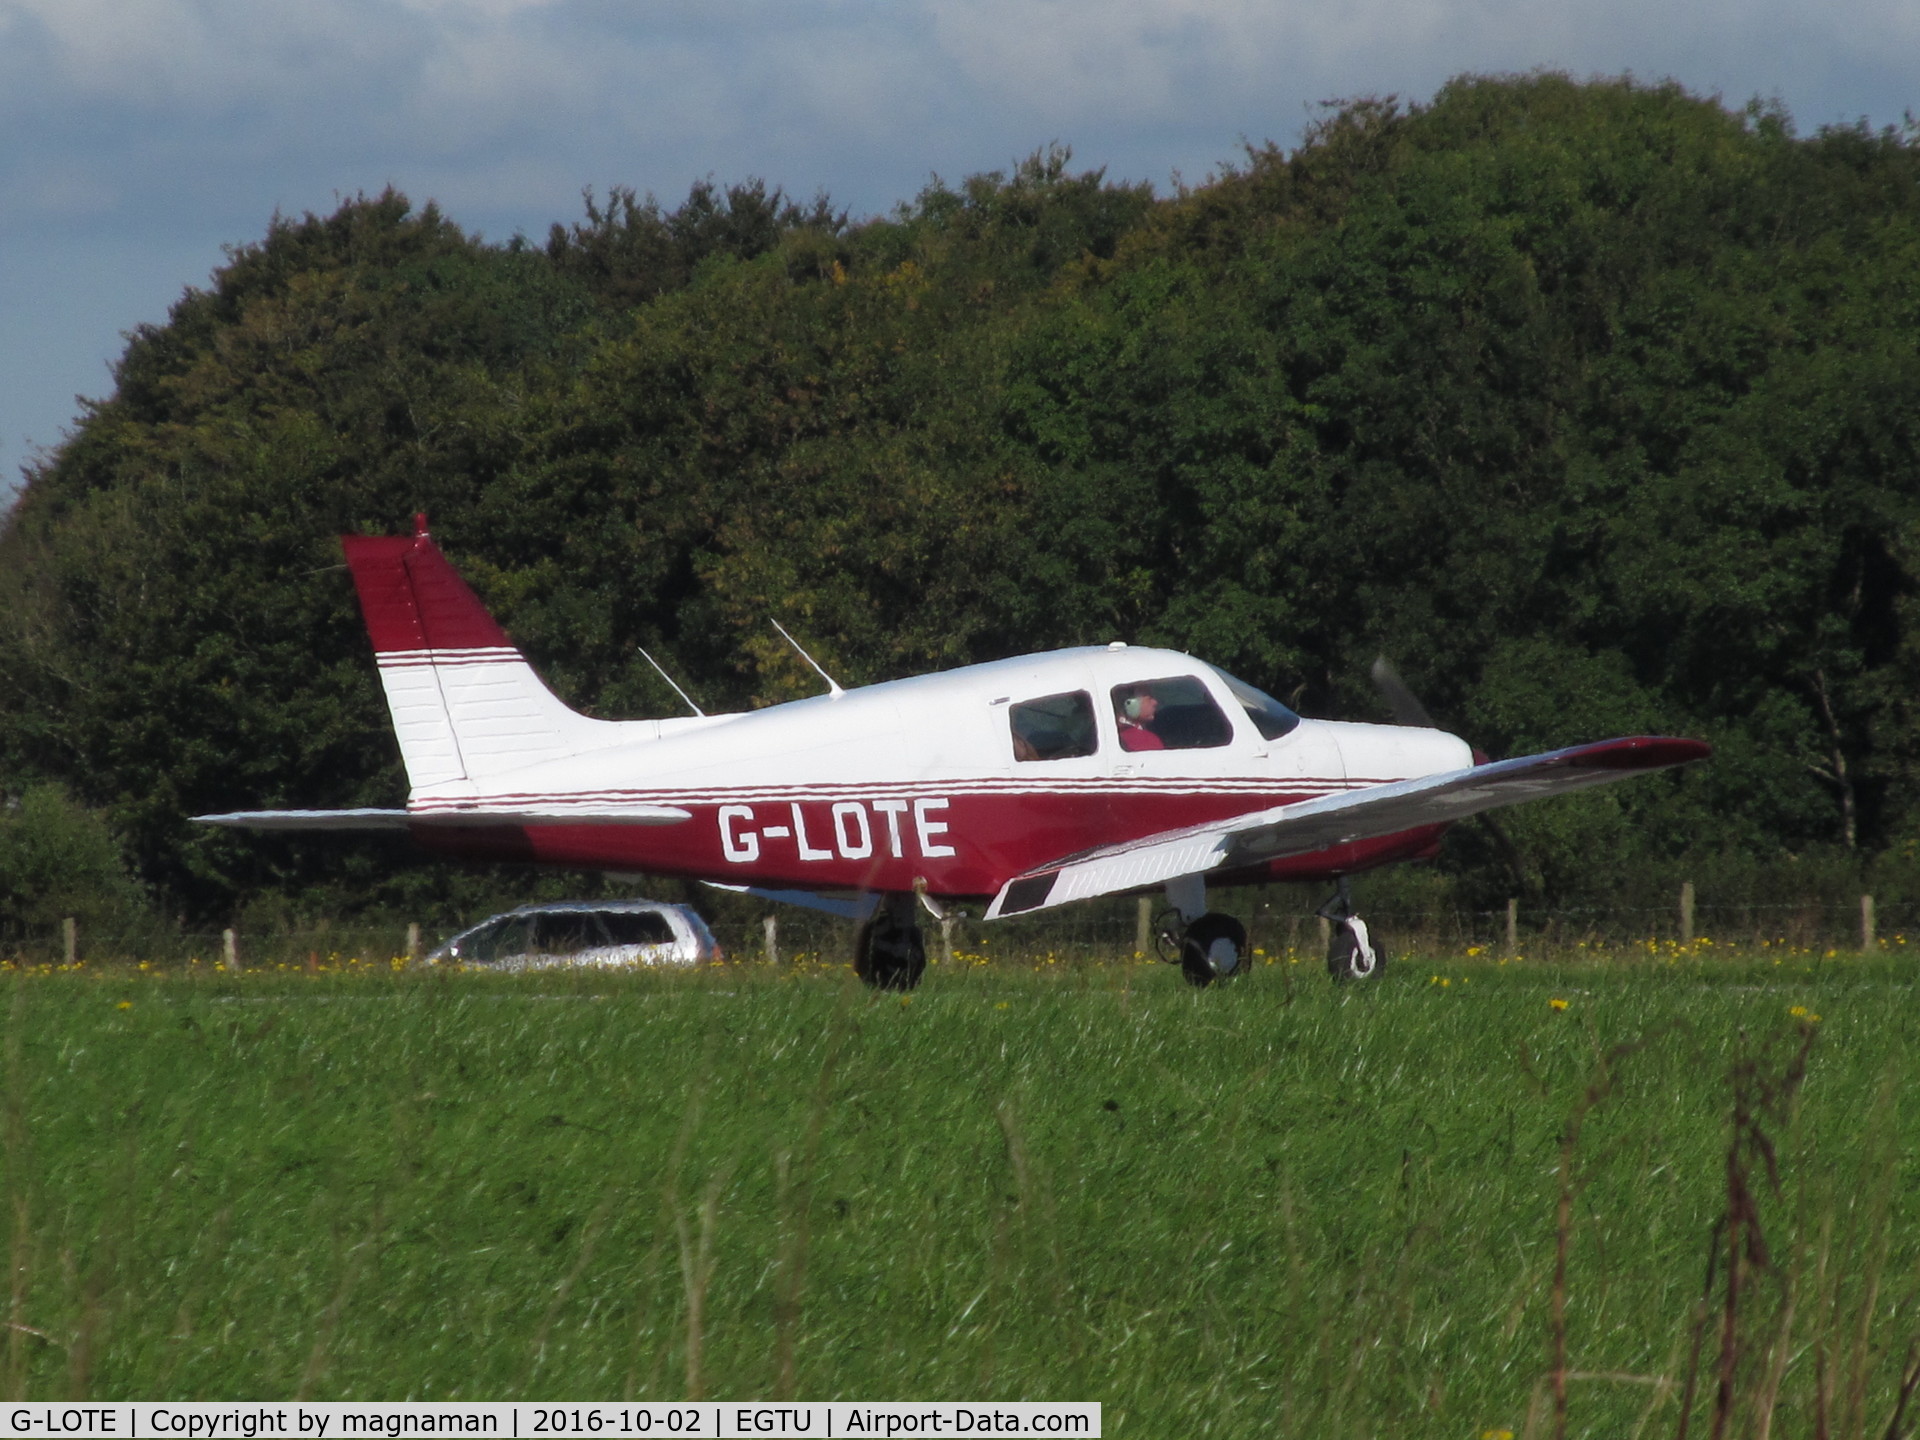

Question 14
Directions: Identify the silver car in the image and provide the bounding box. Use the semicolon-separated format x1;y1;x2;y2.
430;900;723;970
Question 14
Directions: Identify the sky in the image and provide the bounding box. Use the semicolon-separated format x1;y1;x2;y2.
3;0;1916;507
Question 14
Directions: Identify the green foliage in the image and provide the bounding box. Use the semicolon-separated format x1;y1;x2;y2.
0;784;145;938
5;77;1920;921
545;178;849;308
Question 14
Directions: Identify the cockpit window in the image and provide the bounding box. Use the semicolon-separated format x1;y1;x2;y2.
1217;671;1302;741
1009;691;1098;761
1110;676;1233;751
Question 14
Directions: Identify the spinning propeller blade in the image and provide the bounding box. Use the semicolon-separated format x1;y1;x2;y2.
1369;656;1439;730
1370;655;1531;892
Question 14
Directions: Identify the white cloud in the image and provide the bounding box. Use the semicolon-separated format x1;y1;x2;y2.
4;0;1912;237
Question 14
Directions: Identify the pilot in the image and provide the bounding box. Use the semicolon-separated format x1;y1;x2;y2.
1117;691;1165;751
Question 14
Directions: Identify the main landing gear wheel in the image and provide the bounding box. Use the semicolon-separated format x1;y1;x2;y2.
1179;913;1249;988
855;905;926;992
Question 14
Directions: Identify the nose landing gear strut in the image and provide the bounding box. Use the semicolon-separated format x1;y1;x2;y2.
1318;878;1385;982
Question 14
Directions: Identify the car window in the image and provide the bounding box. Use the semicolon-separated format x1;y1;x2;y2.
1009;691;1098;761
464;916;531;964
534;912;607;954
1110;676;1233;751
602;911;676;946
1216;670;1302;741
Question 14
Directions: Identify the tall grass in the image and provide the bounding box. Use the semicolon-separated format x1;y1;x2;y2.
0;952;1916;1436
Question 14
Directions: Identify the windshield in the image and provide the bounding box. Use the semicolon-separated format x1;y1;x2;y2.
1217;671;1302;742
457;915;533;964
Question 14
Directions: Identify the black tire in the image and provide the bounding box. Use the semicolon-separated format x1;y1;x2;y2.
855;917;927;991
1326;917;1386;982
1180;913;1249;988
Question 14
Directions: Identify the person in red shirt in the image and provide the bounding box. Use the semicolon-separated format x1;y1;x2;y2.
1117;691;1166;751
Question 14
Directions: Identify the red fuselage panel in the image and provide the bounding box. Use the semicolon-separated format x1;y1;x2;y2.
411;787;1447;896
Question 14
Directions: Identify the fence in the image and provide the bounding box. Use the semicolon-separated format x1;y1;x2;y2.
4;881;1917;968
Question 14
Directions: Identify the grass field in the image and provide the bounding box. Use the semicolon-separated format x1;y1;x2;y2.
3;945;1918;1437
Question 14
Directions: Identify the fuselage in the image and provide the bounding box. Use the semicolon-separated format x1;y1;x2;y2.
406;645;1472;898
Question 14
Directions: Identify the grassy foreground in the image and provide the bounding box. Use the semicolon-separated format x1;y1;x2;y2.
2;950;1918;1437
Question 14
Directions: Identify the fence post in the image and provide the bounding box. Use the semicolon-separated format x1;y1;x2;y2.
1505;898;1518;955
1680;881;1695;946
763;914;780;966
1862;894;1876;954
406;922;422;965
62;917;76;966
222;927;241;972
939;913;956;967
1135;897;1152;957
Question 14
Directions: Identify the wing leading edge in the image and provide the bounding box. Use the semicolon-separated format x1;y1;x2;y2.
984;736;1711;919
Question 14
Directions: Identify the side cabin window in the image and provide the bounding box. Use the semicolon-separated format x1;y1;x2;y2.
1010;691;1098;762
1112;676;1233;752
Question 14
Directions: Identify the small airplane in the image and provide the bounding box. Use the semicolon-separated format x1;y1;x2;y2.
197;517;1711;988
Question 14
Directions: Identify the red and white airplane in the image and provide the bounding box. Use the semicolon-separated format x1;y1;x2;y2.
198;517;1711;988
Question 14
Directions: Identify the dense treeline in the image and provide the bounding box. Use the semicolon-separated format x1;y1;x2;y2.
4;73;1919;927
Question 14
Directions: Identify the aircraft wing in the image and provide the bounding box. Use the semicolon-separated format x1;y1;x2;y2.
195;804;691;830
985;736;1711;919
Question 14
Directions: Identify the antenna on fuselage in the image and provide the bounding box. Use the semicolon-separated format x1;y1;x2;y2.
771;619;845;699
637;645;706;717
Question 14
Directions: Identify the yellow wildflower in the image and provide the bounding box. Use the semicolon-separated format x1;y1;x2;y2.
1549;997;1569;1011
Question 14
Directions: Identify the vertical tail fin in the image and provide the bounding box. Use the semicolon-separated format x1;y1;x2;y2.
342;516;617;790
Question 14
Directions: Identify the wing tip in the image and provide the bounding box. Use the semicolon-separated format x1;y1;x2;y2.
1571;736;1714;770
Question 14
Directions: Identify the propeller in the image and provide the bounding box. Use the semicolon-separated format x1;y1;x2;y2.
1369;655;1532;895
1369;657;1439;731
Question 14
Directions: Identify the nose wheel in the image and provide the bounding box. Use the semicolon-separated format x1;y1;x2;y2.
1319;879;1386;982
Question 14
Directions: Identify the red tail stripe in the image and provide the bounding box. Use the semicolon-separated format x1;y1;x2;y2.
341;533;514;654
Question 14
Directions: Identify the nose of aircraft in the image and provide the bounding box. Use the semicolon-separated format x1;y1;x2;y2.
1332;721;1477;781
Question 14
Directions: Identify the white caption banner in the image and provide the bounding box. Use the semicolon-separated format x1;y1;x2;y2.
0;1402;1100;1439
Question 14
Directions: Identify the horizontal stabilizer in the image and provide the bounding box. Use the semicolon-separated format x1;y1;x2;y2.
194;809;413;831
196;804;691;831
986;735;1711;919
405;803;692;827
